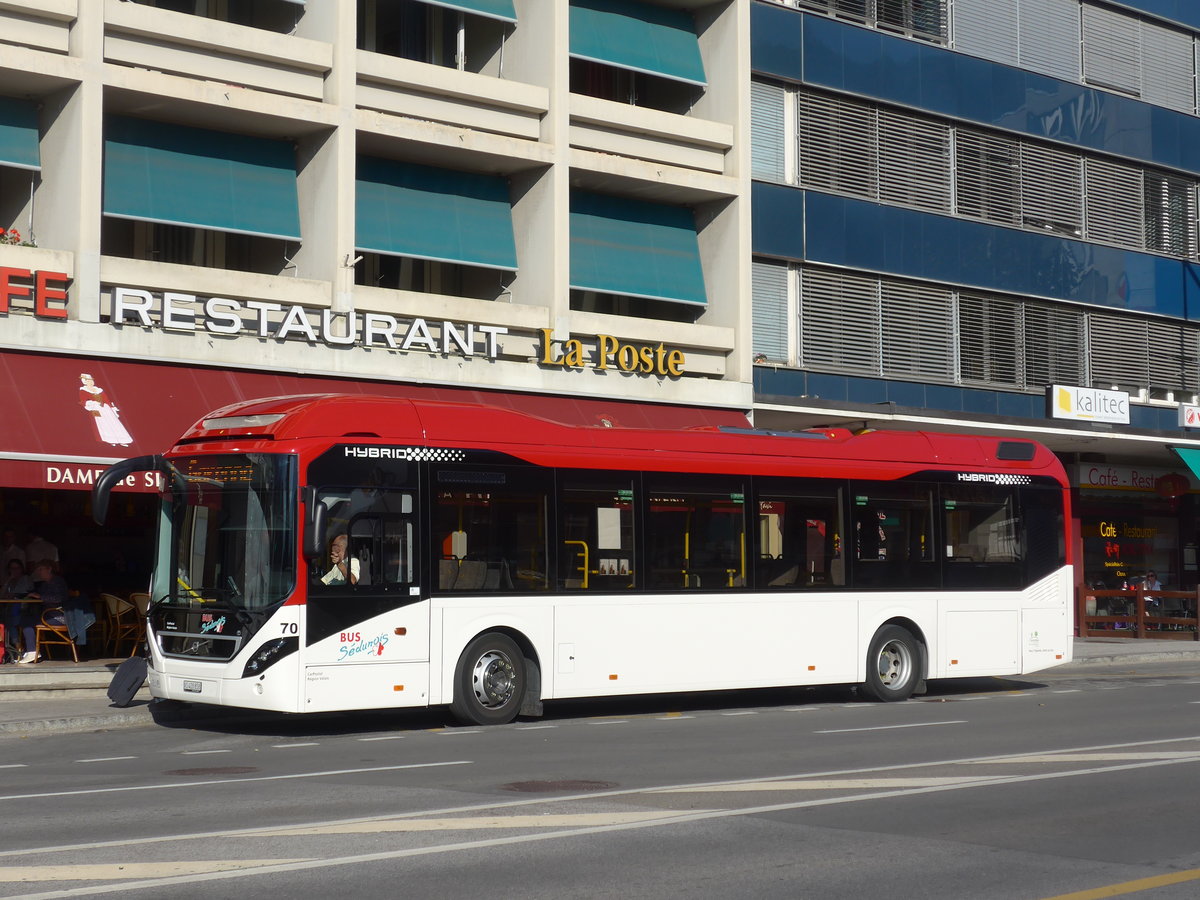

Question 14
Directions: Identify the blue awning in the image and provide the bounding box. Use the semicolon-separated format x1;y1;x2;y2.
0;97;40;171
569;0;706;86
103;116;301;241
356;157;517;271
570;191;707;305
419;0;517;23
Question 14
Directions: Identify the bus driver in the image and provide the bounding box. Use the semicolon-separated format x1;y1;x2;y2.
320;534;359;586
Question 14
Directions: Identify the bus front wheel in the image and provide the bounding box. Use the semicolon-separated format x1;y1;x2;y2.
860;625;921;702
449;632;526;726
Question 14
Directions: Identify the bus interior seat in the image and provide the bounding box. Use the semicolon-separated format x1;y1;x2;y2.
454;560;488;591
766;563;800;587
439;558;459;590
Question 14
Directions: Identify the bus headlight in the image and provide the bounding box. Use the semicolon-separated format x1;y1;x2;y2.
241;637;298;679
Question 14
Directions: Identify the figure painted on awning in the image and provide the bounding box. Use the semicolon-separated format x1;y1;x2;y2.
78;373;133;447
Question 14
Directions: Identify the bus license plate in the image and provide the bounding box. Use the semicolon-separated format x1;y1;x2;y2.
183;680;203;694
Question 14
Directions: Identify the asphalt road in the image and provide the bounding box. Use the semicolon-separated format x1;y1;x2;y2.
1;662;1198;900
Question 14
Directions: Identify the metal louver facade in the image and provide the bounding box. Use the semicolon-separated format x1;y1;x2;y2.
762;263;1200;399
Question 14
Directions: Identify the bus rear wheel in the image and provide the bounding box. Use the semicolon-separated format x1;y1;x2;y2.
860;625;921;702
449;632;526;726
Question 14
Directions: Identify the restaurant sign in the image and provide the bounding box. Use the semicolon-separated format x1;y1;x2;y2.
110;287;509;359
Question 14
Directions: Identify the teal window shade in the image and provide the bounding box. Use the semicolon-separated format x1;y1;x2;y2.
0;97;40;171
569;0;706;86
356;157;517;271
418;0;517;23
1171;447;1200;482
103;116;301;240
570;191;707;305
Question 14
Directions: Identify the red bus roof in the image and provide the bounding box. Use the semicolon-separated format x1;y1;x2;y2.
177;394;1067;484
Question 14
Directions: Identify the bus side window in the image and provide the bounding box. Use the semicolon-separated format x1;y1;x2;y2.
850;483;938;589
312;489;413;591
755;490;843;589
941;482;1023;590
557;477;636;591
431;466;550;593
644;476;747;591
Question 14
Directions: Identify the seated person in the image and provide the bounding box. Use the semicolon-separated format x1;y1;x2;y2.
18;559;68;664
320;534;360;586
2;558;33;656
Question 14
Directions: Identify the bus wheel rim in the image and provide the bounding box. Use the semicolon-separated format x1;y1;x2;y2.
876;640;912;689
472;650;516;708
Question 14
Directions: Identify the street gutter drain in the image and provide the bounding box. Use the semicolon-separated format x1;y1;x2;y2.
165;766;260;776
502;780;618;793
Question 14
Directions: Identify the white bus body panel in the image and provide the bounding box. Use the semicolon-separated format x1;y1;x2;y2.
147;567;1073;714
546;593;858;698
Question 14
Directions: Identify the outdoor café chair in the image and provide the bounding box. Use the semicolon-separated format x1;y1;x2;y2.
35;607;78;663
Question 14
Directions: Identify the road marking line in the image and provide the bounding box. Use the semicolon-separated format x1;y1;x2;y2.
659;776;1002;793
271;743;318;749
245;811;701;837
9;736;1200;864
969;752;1200;764
657;715;694;720
76;757;136;763
436;730;480;735
181;750;230;756
589;720;628;725
1040;866;1200;900
0;764;27;769
721;711;756;717
0;860;312;883
515;725;557;731
816;720;967;734
0;760;473;802
356;735;405;742
1052;690;1081;694
15;755;1200;899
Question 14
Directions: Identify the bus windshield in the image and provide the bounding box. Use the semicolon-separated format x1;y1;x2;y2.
153;453;297;612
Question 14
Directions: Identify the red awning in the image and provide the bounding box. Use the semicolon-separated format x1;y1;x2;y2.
0;350;749;491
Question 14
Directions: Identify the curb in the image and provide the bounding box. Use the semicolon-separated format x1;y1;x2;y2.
1062;651;1200;667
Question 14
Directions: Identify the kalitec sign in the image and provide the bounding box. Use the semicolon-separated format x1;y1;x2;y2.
1047;385;1130;425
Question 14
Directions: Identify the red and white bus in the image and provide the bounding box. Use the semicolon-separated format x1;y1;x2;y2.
93;394;1073;725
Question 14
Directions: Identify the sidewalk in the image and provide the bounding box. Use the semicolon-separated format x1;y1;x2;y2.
0;637;1198;737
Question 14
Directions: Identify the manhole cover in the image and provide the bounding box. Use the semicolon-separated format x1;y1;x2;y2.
502;779;617;793
164;766;260;776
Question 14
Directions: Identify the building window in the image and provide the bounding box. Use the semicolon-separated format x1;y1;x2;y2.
357;0;511;75
1145;172;1198;259
354;255;514;302
99;220;292;275
793;0;946;43
568;0;706;114
126;0;302;32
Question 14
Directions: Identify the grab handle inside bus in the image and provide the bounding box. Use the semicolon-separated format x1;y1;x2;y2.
91;454;174;525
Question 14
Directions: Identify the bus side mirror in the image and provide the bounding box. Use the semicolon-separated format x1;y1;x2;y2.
303;487;328;560
93;455;171;525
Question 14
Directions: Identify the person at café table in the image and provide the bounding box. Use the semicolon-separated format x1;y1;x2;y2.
2;558;33;659
17;560;70;664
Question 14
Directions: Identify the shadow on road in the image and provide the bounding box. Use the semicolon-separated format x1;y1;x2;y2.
147;673;1049;738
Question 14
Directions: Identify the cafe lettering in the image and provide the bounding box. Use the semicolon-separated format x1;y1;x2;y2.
0;267;68;318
